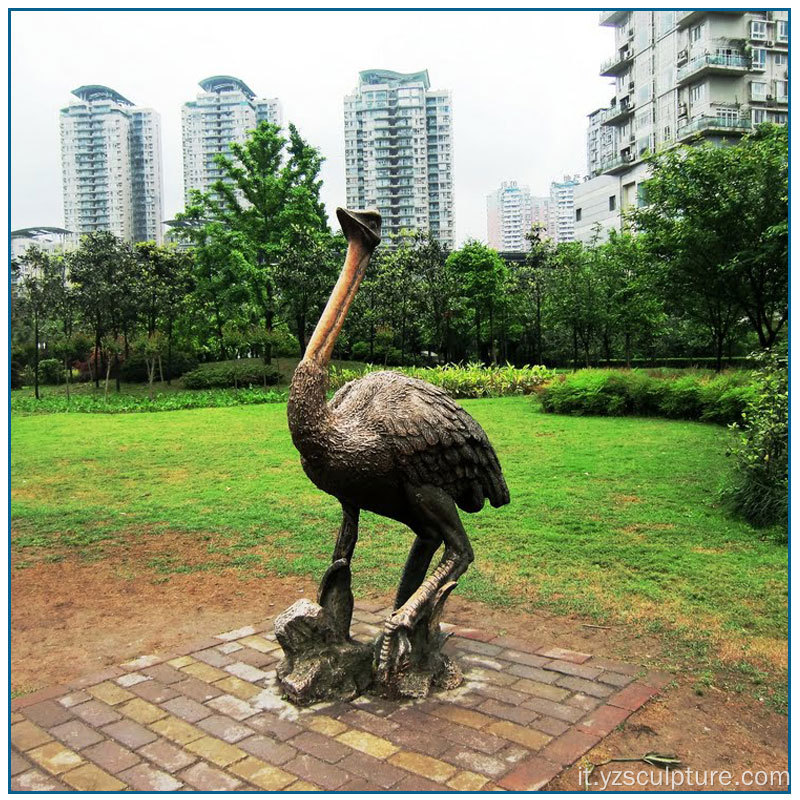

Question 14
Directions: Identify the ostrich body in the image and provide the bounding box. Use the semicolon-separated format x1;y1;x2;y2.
287;208;509;673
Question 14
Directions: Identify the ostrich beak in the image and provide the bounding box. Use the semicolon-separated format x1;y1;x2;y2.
336;207;382;250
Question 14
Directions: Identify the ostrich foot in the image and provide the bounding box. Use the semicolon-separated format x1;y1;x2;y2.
373;581;462;699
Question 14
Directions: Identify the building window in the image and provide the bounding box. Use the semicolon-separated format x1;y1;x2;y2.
768;111;788;124
774;52;787;66
689;83;706;103
689;22;705;42
751;48;766;69
750;81;767;101
575;208;582;222
750;20;767;40
609;195;617;211
775;80;789;100
777;20;789;42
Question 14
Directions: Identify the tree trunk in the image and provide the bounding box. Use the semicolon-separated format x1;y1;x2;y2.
104;356;112;402
158;355;164;384
64;356;71;403
166;320;173;385
94;326;101;389
33;312;40;400
115;352;121;393
148;359;155;400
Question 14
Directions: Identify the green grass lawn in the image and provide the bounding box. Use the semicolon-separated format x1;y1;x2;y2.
10;397;787;705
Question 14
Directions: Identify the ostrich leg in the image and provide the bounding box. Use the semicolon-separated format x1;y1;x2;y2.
318;503;360;641
394;535;442;610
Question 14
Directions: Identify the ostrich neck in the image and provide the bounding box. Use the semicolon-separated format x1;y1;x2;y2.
287;358;331;453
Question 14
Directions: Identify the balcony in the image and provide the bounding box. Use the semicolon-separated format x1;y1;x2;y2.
676;115;752;141
600;151;636;174
603;98;636;124
600;47;634;76
600;10;629;26
676;52;750;84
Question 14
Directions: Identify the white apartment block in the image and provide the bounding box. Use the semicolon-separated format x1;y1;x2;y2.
60;85;164;243
549;175;581;244
344;69;454;247
182;75;283;203
576;9;789;242
487;181;551;251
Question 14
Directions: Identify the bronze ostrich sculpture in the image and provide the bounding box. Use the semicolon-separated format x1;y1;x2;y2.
285;207;509;693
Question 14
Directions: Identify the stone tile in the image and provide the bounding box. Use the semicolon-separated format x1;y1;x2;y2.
522;696;586;722
62;763;127;790
490;634;543;652
578;703;632;736
461;653;508;671
498;743;530;764
566;692;603;712
512;677;572;701
394;772;448;790
11;720;53;751
10;750;31;775
246;712;303;741
455;638;503;657
214;675;262;700
172;676;222;703
477;698;539;725
556;675;615;698
181;661;229;683
336;729;399;759
149;715;205;745
293;730;351;764
453;627;497;642
217;641;243;654
389;750;457;783
306;714;348;736
198;714;253;743
27;741;84;774
118;763;183;790
23;700;74;728
238;734;297;765
536;646;592;664
121;654;163;670
285;779;321;791
530;715;570;737
499;755;562;790
499;648;550;667
448;770;489;790
543;659;603;680
338;750;407;789
138;739;198;773
340;776;383;790
58;690;92;708
541;729;601;766
102;718;158;749
88;681;135;706
235;648;278;668
465;665;519;686
237;635;279;654
225;661;271;682
50;719;105;750
11;769;68;790
12;685;71;709
206;693;258;720
185;735;247;768
116;672;152;687
439;746;509;779
339;708;399;738
284;753;350;790
509;662;562;683
472;682;530;706
162;695;214;723
216;625;257;641
486;720;551;751
428;704;494;729
167;655;196;669
71;700;122;727
385;724;452;758
117;697;168;724
608;681;659;710
597;670;636;688
130;679;180;704
229;756;296;790
68;666;124;689
82;739;141;773
193;648;234;668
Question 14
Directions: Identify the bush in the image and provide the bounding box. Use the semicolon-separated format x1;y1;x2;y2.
182;359;282;390
120;351;198;383
38;358;66;385
539;369;755;425
330;362;554;399
722;352;788;529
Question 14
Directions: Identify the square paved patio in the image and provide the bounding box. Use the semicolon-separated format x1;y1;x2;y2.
10;602;669;791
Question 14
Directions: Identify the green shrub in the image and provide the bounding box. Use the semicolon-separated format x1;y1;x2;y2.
722;353;788;530
330;362;554;399
120;351;198;383
182;359;282;390
37;358;66;385
539;369;754;425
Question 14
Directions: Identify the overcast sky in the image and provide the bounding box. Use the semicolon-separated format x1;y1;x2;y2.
10;9;613;244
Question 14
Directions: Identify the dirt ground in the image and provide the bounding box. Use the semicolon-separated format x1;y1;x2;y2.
11;556;788;792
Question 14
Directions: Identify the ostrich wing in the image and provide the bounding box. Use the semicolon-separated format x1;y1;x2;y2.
331;371;510;512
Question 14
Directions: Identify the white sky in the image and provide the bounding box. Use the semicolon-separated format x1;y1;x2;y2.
10;9;614;245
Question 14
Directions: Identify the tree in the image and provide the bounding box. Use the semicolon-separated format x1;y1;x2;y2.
177;121;329;363
632;124;788;368
447;241;509;364
517;225;555;364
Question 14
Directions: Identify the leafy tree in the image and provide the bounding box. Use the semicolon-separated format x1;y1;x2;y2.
517;224;555;364
633;124;788;368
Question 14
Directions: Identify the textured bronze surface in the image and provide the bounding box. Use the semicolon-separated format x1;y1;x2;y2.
280;207;510;702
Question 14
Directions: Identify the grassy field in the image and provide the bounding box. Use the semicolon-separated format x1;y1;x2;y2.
10;397;787;706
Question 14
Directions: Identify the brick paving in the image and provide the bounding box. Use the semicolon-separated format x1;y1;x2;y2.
10;603;670;791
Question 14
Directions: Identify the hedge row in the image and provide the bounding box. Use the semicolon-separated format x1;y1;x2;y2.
539;369;756;425
182;360;282;389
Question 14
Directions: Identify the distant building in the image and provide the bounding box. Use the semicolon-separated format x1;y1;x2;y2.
487;182;531;251
549;175;581;243
182;75;283;203
11;227;76;284
344;69;454;247
576;9;789;242
60;85;164;243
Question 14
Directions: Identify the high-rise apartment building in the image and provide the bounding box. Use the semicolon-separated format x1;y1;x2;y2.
182;75;283;203
575;9;789;242
487;181;550;251
344;69;454;247
60;85;164;243
549;175;581;243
